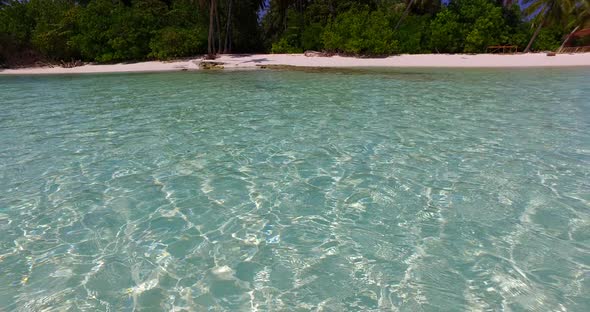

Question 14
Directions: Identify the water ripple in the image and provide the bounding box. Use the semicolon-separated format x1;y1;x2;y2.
0;69;589;311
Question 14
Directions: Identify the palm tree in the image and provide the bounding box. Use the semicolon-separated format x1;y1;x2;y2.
223;0;233;53
198;0;219;56
201;0;266;56
275;0;295;30
223;0;265;53
522;0;577;52
577;0;590;27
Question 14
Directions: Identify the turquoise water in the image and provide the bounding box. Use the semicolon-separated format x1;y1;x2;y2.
0;68;589;311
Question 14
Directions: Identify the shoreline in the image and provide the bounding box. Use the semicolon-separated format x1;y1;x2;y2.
1;53;590;75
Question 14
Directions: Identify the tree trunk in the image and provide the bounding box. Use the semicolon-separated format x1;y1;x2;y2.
558;25;580;53
284;10;288;31
524;7;549;53
208;0;216;56
223;0;233;54
215;0;222;54
524;20;545;53
394;0;415;31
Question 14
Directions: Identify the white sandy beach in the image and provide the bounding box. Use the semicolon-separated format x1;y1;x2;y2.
1;53;589;74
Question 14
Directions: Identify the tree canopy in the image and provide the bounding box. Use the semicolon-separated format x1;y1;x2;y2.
0;0;588;67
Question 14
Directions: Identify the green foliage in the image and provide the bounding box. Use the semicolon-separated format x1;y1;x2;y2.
262;0;572;55
270;9;304;53
166;0;206;28
301;23;324;51
532;25;563;51
0;0;34;66
29;0;80;60
0;1;33;43
463;4;507;53
271;37;303;53
429;0;515;53
395;14;432;54
72;0;168;62
70;0;126;62
150;0;208;58
430;9;464;53
323;8;397;55
149;27;207;59
1;0;241;66
522;0;581;51
503;5;531;50
0;0;586;67
0;0;36;67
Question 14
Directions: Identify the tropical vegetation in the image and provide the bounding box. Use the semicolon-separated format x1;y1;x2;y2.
1;0;588;67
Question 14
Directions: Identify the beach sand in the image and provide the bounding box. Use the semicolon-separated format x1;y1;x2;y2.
1;53;589;75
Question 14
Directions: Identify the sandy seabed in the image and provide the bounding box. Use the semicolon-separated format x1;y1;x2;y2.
1;53;589;75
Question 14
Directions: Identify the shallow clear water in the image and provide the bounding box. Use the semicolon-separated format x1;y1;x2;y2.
0;68;589;311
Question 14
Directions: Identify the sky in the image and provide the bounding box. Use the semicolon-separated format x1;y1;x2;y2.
258;0;271;19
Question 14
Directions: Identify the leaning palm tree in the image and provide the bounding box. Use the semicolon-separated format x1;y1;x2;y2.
577;0;590;27
523;0;578;52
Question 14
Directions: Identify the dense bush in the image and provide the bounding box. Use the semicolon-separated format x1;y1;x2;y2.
429;0;512;53
301;23;324;51
270;9;305;53
0;0;34;66
71;0;168;62
0;1;32;45
30;1;80;60
463;0;510;52
268;9;306;53
148;0;208;58
532;26;564;51
149;27;207;59
395;14;432;54
0;0;582;67
430;9;464;53
323;8;397;55
271;37;303;53
263;0;566;56
0;0;256;66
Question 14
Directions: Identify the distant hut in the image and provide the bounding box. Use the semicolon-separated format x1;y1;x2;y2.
558;27;590;53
